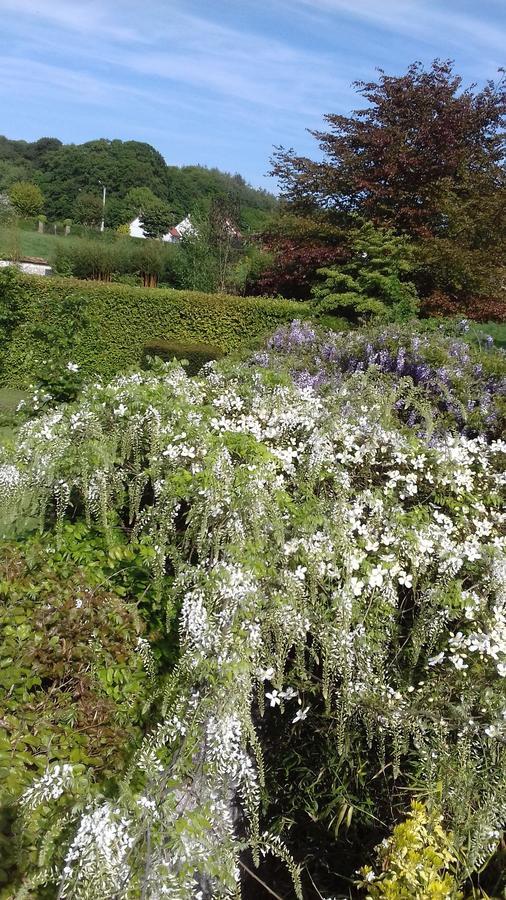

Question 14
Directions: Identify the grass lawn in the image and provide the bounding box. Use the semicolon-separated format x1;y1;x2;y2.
470;321;506;349
0;226;78;261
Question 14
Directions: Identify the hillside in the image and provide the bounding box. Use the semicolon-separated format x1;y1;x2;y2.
0;135;277;232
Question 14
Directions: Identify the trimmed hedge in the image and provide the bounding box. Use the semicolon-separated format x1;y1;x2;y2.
0;273;311;386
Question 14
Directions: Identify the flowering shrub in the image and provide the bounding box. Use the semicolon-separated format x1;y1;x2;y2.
261;320;506;439
0;346;504;897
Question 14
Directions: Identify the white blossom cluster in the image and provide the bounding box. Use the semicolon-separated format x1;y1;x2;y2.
5;358;505;897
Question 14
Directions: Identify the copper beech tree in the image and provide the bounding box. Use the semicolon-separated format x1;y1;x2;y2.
266;61;505;305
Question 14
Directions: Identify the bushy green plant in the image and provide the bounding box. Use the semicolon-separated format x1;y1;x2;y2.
142;338;224;374
8;182;44;218
312;221;419;322
0;522;163;894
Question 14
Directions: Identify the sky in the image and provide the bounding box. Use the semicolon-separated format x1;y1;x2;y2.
0;0;504;191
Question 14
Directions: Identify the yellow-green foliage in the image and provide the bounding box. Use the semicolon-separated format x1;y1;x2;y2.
0;273;311;385
359;802;463;899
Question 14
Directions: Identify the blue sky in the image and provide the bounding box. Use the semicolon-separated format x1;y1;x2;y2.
0;0;504;191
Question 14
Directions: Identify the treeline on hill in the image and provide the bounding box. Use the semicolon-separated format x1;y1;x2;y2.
0;135;277;232
251;60;506;322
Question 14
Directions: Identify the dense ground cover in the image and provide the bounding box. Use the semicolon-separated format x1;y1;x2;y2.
0;320;504;898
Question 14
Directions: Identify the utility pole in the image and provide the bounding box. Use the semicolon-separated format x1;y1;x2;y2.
99;181;106;232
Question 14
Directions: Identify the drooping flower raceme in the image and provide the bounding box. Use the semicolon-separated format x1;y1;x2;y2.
1;355;504;898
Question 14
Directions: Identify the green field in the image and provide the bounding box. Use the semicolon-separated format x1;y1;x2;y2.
0;226;82;261
0;225;138;263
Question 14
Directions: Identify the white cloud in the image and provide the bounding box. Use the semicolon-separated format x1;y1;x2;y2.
291;0;506;54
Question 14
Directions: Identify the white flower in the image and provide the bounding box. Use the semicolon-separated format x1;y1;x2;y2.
485;725;501;738
292;706;309;724
266;690;281;707
349;577;364;596
368;566;385;588
397;571;413;588
428;652;445;666
66;362;79;372
280;686;297;700
257;667;275;682
114;403;128;417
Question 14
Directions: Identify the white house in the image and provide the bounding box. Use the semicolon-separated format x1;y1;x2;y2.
128;215;197;242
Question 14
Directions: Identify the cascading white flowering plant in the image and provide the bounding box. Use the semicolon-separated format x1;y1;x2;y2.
0;343;505;898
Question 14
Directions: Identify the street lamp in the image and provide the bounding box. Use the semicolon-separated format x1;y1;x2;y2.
99;180;106;233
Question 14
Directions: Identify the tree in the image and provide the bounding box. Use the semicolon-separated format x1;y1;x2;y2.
174;207;219;292
122;186;162;219
139;200;173;239
271;60;505;238
312;221;419;321
8;180;44;217
270;61;505;305
72;192;103;227
209;194;242;291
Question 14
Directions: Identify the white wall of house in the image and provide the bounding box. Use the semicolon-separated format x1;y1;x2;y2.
129;216;147;239
128;215;197;242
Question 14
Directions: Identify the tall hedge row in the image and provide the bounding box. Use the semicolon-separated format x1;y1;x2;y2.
0;273;311;385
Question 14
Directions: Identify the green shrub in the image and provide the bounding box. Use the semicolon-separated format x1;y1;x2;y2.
0;271;311;386
0;523;161;893
143;338;224;374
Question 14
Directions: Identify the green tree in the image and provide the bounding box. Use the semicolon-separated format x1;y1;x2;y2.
123;186;162;219
139;200;173;239
312;221;419;321
8;180;44;216
73;191;103;227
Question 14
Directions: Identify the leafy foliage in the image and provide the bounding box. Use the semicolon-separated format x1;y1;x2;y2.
251;213;346;299
139;200;174;239
358;802;463;899
142;338;224;374
267;60;505;308
0;523;160;894
72;192;103;227
8;182;44;218
0;136;277;231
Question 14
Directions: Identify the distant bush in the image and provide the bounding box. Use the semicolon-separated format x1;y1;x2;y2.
143;338;224;374
0;270;311;386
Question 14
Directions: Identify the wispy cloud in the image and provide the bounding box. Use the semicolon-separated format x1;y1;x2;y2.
0;0;140;41
0;0;503;186
291;0;506;55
